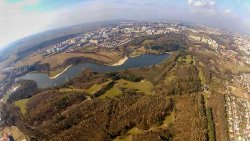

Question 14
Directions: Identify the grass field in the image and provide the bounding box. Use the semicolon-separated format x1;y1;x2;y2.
163;111;174;126
15;53;42;67
99;79;153;99
114;127;144;141
177;55;193;64
129;47;147;57
59;88;85;93
229;86;250;99
142;39;154;46
198;67;205;85
14;99;29;115
87;80;112;95
206;107;216;141
116;79;153;95
165;73;176;83
15;51;114;69
80;46;97;52
99;85;122;99
220;59;250;74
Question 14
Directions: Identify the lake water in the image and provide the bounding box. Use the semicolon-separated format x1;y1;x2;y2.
18;54;169;88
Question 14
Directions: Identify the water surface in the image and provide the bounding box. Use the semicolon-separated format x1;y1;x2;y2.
18;54;169;88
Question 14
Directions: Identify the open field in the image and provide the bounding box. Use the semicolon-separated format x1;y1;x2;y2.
15;49;123;70
87;80;112;95
15;53;42;67
41;52;108;69
99;85;122;99
198;67;206;85
100;79;153;99
229;86;250;99
177;55;193;64
114;127;144;141
219;59;250;74
164;74;176;82
59;87;85;93
163;111;174;126
14;98;29;115
116;79;153;95
129;46;147;57
95;50;122;64
195;49;250;75
80;46;98;52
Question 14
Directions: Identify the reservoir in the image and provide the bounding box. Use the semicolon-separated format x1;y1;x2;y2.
18;54;169;88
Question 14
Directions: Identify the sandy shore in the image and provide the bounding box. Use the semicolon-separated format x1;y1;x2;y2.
49;65;73;79
49;56;128;79
110;56;128;66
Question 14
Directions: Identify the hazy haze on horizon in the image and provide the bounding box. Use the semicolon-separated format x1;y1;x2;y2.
1;0;250;48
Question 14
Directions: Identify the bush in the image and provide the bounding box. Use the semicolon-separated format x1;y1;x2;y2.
206;107;216;141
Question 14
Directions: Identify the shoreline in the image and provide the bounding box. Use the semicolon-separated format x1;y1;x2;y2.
49;65;73;79
20;53;170;80
109;56;128;66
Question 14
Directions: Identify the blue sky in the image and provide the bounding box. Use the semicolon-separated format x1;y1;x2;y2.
0;0;250;47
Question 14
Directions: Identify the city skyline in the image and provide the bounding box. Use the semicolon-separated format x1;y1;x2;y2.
0;0;250;48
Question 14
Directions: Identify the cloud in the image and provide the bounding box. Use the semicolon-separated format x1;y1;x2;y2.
193;1;207;7
223;9;232;14
223;9;239;18
188;0;216;15
188;0;215;9
1;0;38;9
246;6;250;12
46;0;164;28
49;0;247;34
188;0;193;5
0;0;55;47
22;0;38;5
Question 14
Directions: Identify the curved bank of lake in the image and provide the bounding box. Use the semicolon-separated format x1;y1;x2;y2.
17;54;169;89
